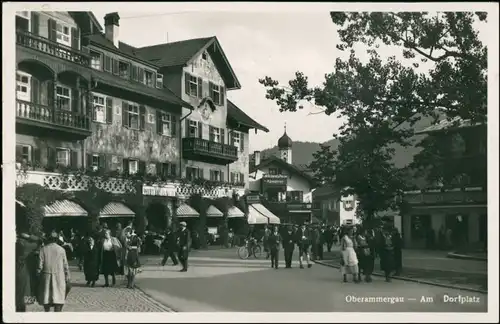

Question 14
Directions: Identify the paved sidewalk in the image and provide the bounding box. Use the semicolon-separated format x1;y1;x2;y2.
26;266;174;312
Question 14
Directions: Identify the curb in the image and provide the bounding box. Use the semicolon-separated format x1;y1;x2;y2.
447;252;488;262
135;285;178;312
313;260;488;295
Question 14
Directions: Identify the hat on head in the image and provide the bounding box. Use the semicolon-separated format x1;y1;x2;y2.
180;221;187;227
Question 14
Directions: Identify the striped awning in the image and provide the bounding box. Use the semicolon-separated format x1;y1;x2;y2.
251;203;281;224
247;205;269;225
44;200;88;217
227;206;245;218
16;200;26;208
177;203;199;218
99;202;135;218
206;205;223;217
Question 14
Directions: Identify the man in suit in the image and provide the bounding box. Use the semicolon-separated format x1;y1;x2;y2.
177;222;190;272
268;225;281;269
296;223;312;269
161;227;179;266
282;225;296;268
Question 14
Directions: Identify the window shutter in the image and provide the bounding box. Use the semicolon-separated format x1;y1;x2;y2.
220;86;225;106
30;12;39;35
122;102;129;127
71;88;79;112
47;147;56;168
70;150;78;168
122;158;129;174
92;98;97;121
71;27;79;50
15;145;23;162
139;160;146;174
185;118;190;137
138;68;144;83
210;170;214;181
156;110;162;135
230;132;235;146
156;162;163;177
230;172;235;184
131;65;138;81
197;77;203;98
198;122;203;139
152;71;157;87
105;97;113;124
31;78;40;104
184;72;190;95
220;171;225;182
104;55;111;72
171;114;177;136
209;126;214;141
240;133;245;152
86;153;92;170
170;163;177;177
139;105;146;130
48;19;57;41
198;168;204;179
112;59;119;75
240;173;244;184
156;74;163;89
221;129;225;144
208;82;214;100
98;154;107;171
33;147;41;165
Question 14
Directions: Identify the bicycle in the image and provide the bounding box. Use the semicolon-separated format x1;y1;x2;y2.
237;239;262;260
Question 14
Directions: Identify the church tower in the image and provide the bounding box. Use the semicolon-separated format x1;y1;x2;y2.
277;123;293;164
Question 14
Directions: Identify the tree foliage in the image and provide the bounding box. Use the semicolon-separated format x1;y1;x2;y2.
259;12;487;220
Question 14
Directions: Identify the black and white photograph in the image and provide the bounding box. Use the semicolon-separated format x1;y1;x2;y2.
2;2;498;323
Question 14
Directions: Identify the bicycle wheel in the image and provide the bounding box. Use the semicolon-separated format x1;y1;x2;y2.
238;246;250;260
253;245;262;259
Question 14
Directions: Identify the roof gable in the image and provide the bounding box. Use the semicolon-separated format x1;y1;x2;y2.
252;156;316;186
69;12;103;35
227;100;269;132
136;36;241;90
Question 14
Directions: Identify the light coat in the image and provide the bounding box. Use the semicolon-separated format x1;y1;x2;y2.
37;242;70;305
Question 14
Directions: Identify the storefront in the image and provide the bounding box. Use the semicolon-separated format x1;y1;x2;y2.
42;199;89;233
260;175;288;202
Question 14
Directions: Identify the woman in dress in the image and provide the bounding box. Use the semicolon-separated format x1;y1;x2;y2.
125;230;142;289
355;228;375;282
340;226;359;283
83;236;100;287
99;229;122;287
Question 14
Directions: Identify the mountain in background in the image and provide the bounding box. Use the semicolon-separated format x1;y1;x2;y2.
259;114;435;174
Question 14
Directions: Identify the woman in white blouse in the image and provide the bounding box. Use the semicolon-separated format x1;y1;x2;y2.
99;230;122;287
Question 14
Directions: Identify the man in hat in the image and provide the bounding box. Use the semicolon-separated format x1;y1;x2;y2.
176;222;190;272
295;223;312;269
282;224;295;268
161;226;179;266
268;225;281;269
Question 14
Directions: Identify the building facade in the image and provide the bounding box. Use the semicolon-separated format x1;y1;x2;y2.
248;128;316;224
15;11;268;233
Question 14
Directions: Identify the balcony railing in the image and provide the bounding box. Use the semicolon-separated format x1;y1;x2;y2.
16;30;90;67
403;188;487;205
182;137;238;164
16;170;245;199
17;99;91;132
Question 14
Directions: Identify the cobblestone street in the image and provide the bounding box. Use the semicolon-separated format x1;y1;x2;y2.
26;266;173;312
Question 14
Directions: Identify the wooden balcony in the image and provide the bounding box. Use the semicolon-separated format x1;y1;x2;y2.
16;30;90;67
16;99;92;138
182;137;238;165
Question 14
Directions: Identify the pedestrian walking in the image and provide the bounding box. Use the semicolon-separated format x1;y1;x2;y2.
296;223;312;269
82;236;99;287
177;222;190;272
282;225;295;268
160;227;179;266
392;227;403;276
377;224;396;282
325;226;334;252
355;228;375;282
340;226;359;283
15;227;41;312
268;225;281;269
125;230;141;289
263;225;271;260
317;226;326;260
37;231;70;312
99;229;122;287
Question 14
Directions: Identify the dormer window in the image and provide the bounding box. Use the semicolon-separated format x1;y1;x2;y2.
119;61;130;79
156;73;163;89
144;70;154;87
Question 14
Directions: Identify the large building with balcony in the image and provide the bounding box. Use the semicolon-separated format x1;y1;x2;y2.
15;10;268;233
401;118;487;250
248;128;317;225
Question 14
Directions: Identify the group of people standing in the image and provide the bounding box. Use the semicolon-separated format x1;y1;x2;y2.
339;222;402;283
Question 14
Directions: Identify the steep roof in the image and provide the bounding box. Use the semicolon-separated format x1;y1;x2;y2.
227;100;269;132
250;156;316;187
415;116;486;135
86;33;158;69
135;36;241;90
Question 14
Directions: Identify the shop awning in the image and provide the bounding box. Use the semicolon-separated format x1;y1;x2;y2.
247;205;269;225
44;200;88;217
227;206;245;218
206;205;223;217
16;200;26;207
99;202;135;218
251;203;281;224
177;203;199;218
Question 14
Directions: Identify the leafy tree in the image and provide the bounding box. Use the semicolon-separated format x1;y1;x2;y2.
259;12;487;221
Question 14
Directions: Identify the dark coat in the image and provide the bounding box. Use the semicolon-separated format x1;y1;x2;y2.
16;234;40;306
83;244;100;282
161;231;177;250
282;231;296;250
177;229;190;249
295;227;312;247
268;232;281;250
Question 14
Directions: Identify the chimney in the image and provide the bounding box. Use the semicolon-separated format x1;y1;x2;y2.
254;151;261;166
104;12;120;48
